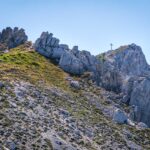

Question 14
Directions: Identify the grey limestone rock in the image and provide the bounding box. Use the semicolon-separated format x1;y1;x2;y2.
59;47;101;76
136;122;148;130
113;108;128;124
103;43;149;76
0;27;28;49
99;43;149;93
59;51;85;75
70;80;80;89
34;32;101;77
34;32;68;63
101;44;150;127
129;76;150;127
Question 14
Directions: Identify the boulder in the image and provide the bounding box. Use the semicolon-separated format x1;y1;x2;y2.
113;108;128;124
0;27;28;49
70;80;80;89
136;122;148;130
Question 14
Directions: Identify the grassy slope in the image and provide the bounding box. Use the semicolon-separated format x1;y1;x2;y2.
0;45;150;149
0;45;69;91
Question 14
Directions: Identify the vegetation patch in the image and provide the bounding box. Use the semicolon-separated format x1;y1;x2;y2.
0;45;69;91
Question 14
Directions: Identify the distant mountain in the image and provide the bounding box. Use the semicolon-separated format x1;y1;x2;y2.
0;27;150;150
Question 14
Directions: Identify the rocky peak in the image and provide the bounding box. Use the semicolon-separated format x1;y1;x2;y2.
34;32;63;60
0;27;28;50
104;43;149;76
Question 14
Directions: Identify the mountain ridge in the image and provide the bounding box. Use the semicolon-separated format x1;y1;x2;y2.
0;27;150;150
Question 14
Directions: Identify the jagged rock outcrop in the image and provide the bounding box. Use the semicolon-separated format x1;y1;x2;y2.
102;44;149;76
34;32;62;62
98;43;149;93
59;47;101;75
34;32;101;77
98;44;150;127
0;27;28;50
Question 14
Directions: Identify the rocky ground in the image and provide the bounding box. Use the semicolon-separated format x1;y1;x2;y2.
1;76;150;150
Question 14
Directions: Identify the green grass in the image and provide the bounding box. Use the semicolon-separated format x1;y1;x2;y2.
0;45;69;91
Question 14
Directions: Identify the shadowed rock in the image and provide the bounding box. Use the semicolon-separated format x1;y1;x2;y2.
0;27;28;50
113;108;128;124
129;76;150;126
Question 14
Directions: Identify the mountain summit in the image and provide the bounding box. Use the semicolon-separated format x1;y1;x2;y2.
0;27;150;150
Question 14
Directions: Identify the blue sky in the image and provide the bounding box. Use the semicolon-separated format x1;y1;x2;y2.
1;0;150;63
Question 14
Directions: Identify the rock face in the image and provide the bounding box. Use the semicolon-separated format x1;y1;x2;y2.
59;50;85;75
100;67;122;93
99;44;150;127
99;44;149;93
34;32;101;77
59;48;100;75
102;44;149;76
0;27;28;50
34;32;61;62
129;76;150;126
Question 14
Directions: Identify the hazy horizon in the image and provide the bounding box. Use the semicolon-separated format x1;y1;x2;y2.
1;0;150;63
